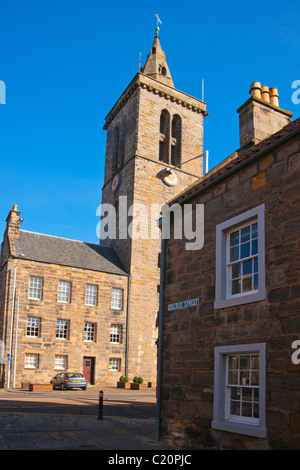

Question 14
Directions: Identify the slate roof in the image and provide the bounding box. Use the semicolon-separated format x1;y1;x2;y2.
170;116;300;206
14;230;128;276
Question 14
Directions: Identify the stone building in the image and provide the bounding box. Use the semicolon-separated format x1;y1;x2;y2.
100;28;208;383
0;205;129;388
157;83;300;449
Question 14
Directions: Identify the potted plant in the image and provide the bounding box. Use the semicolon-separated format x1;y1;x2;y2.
130;376;145;390
117;376;130;388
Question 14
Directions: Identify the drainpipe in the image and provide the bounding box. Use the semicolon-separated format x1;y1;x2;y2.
7;262;17;388
12;287;20;389
125;275;131;378
155;235;166;441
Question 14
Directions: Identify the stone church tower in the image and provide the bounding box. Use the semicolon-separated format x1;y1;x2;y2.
100;26;208;382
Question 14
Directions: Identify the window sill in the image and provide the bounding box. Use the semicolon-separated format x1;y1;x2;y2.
214;290;266;309
211;419;267;438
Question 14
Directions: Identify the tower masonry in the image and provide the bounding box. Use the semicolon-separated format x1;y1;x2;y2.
100;30;208;382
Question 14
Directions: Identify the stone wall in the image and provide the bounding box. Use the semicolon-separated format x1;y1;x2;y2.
160;133;300;449
0;257;128;388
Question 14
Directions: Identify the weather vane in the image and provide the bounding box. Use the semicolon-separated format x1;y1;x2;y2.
155;14;162;36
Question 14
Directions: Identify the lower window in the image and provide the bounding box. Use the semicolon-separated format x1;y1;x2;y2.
109;358;121;371
212;343;266;438
24;353;39;369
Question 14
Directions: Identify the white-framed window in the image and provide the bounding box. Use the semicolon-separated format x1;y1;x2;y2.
85;285;97;306
84;322;96;342
24;353;39;369
212;343;266;438
56;320;69;339
28;277;42;300
109;357;121;371
111;288;122;310
110;325;121;344
58;281;70;303
54;355;68;370
214;204;266;309
26;317;40;337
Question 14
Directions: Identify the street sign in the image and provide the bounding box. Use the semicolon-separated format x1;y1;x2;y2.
168;298;199;311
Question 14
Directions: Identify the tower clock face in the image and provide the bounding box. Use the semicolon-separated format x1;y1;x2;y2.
111;173;121;194
162;169;179;187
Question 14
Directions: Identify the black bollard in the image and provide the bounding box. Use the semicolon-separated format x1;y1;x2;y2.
98;390;103;420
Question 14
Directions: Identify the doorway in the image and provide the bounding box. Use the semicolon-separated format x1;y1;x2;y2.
83;357;95;385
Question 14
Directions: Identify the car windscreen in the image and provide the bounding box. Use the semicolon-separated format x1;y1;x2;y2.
66;373;83;378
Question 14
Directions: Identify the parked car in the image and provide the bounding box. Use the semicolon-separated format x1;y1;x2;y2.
50;372;87;390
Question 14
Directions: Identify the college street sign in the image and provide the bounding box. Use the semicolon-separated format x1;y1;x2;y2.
168;298;199;311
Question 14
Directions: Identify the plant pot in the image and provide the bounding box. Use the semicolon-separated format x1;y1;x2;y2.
130;383;145;390
117;381;130;389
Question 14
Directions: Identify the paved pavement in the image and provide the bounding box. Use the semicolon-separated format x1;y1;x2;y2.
0;386;177;451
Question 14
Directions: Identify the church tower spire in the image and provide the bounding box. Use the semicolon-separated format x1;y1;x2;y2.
142;17;174;87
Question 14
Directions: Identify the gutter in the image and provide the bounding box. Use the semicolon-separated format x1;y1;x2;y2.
155;236;166;442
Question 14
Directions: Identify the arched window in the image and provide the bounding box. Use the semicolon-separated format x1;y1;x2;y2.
159;109;170;163
171;114;182;166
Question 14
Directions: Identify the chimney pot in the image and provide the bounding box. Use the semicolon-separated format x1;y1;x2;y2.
250;81;261;98
261;86;270;102
269;87;279;107
12;204;18;211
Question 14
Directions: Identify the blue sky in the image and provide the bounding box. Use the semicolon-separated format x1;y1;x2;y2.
0;0;299;244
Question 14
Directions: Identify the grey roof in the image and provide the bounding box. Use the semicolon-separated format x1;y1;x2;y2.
14;230;128;276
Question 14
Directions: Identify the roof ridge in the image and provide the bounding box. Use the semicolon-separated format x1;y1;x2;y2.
20;229;101;247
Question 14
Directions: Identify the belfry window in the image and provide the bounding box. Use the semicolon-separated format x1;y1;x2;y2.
159;109;170;163
159;110;182;165
171;114;182;166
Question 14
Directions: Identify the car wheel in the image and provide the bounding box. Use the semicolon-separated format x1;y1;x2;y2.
61;383;65;390
82;387;87;390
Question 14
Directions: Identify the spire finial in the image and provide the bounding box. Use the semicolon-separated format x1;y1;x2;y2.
155;14;162;36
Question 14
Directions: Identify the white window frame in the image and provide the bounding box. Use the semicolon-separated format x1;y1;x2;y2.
109;357;121;371
28;277;42;300
85;284;97;306
212;343;266;438
56;319;69;339
26;317;41;337
110;325;121;344
83;322;96;342
24;353;39;369
54;355;68;370
57;281;71;303
111;288;122;310
214;204;266;309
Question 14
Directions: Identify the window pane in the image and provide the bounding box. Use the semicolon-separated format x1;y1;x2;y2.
228;371;238;384
241;242;250;259
230;231;239;247
230;246;239;262
232;279;241;295
252;223;258;239
242;260;252;276
240;356;250;369
242;277;252;292
229;356;239;370
232;263;241;279
242;402;252;417
241;226;250;243
252;239;258;255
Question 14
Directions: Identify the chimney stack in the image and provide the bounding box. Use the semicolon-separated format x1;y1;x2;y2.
237;82;293;148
